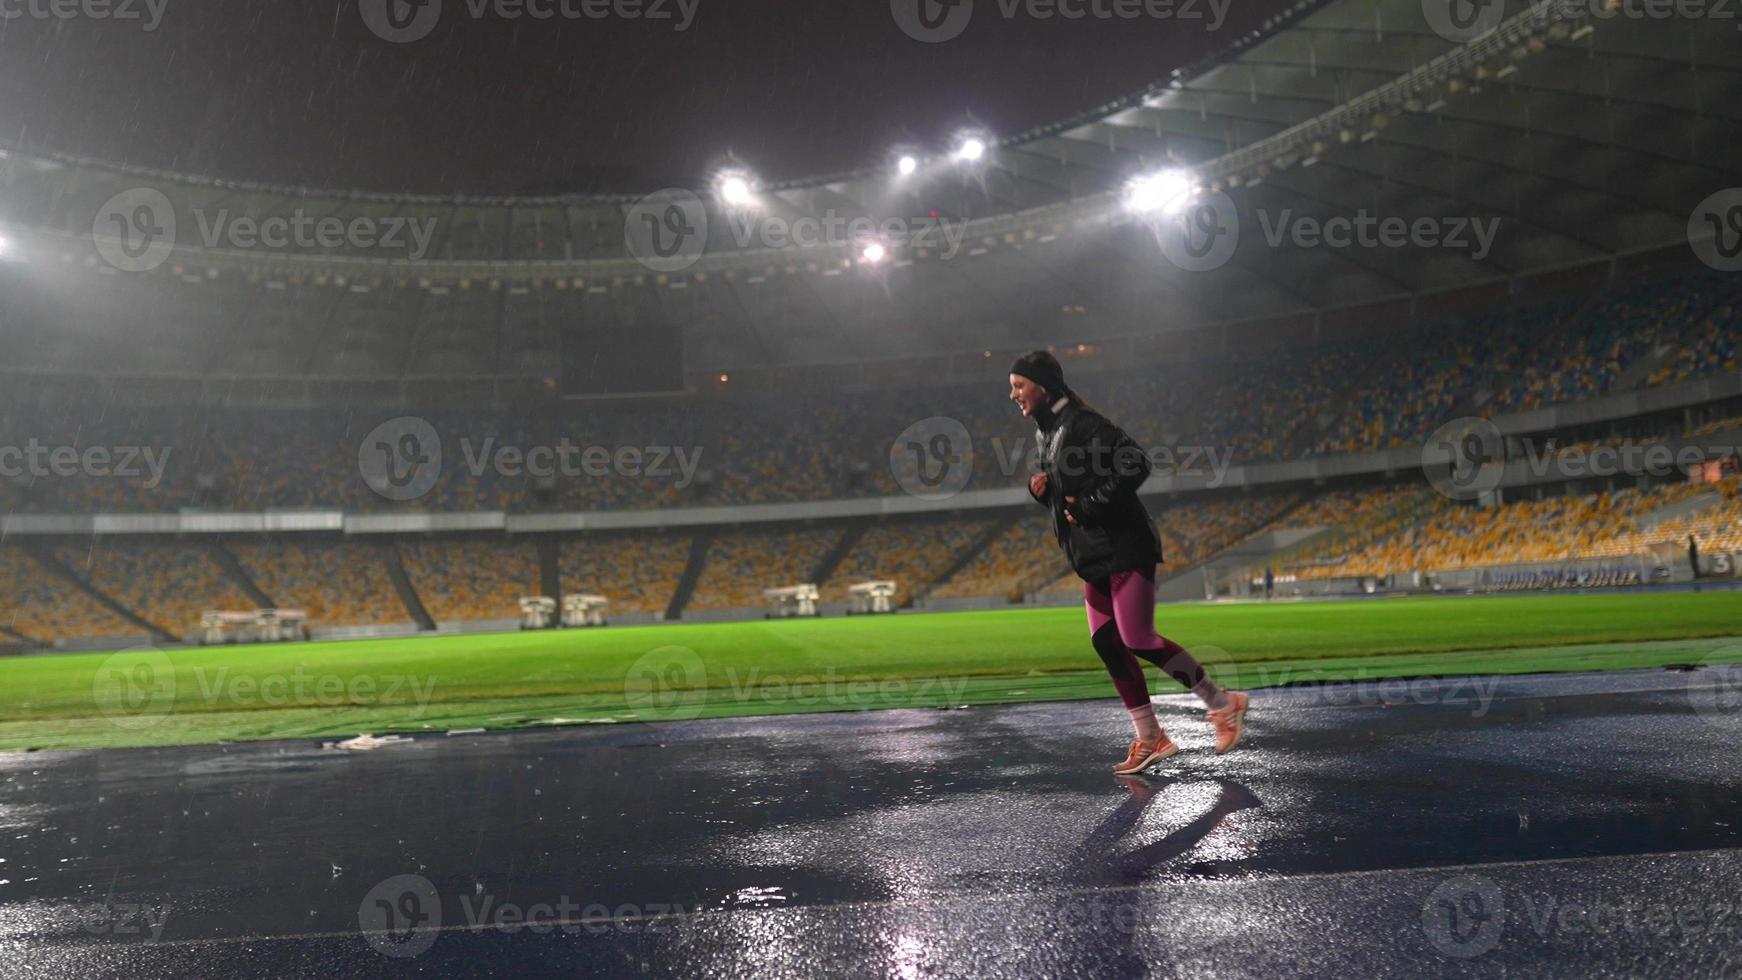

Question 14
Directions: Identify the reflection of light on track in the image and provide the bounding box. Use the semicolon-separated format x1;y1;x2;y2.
728;885;789;909
1136;781;1258;865
891;932;925;980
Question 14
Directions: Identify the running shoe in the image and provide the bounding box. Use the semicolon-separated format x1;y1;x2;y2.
1207;691;1250;754
1113;735;1178;775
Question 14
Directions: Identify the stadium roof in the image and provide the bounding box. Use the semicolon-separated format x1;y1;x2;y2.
1;0;1738;375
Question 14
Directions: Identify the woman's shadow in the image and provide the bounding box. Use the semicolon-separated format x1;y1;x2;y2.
1070;773;1263;882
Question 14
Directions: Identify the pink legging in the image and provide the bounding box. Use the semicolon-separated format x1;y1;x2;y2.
1085;566;1210;709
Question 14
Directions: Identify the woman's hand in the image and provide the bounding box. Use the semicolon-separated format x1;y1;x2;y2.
1064;496;1079;525
1029;472;1048;499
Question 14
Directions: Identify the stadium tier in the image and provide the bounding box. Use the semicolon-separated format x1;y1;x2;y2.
400;539;542;624
686;526;845;613
560;531;692;617
1282;478;1739;581
229;539;409;629
821;516;1001;607
54;540;255;639
0;546;138;642
928;515;1060;602
4;268;1742;517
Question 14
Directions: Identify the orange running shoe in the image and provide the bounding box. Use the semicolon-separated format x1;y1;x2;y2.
1112;735;1178;775
1207;691;1250;754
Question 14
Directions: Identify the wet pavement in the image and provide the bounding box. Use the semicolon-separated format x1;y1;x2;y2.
2;667;1740;978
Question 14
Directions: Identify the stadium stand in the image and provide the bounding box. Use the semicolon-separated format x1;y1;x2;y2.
686;526;845;613
400;539;542;623
229;539;409;628
0;546;139;642
55;540;254;637
822;516;1000;607
560;531;692;617
1301;480;1727;577
3;265;1739;519
930;516;1059;602
1587;475;1742;559
1272;487;1449;581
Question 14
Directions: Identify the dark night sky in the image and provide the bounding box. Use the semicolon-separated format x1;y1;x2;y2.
0;0;1297;196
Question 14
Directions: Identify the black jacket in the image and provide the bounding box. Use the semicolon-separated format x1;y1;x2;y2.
1027;398;1163;581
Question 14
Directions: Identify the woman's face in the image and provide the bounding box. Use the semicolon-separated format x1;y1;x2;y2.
1009;374;1048;417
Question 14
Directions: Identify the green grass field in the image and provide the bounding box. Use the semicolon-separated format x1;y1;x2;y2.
4;591;1741;752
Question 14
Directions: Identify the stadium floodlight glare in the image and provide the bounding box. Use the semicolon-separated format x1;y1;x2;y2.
954;137;987;163
715;171;757;208
1124;170;1200;217
861;242;887;264
897;155;919;176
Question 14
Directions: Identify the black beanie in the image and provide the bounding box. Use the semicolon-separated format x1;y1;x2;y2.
1009;350;1067;398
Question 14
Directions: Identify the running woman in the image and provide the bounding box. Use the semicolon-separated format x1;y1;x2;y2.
1009;350;1250;775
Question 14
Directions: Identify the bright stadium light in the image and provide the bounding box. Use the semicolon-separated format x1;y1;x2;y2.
716;171;757;208
897;154;919;176
861;241;887;264
1124;169;1200;217
954;137;987;163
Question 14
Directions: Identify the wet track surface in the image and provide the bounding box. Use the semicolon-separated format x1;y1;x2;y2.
2;668;1740;978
